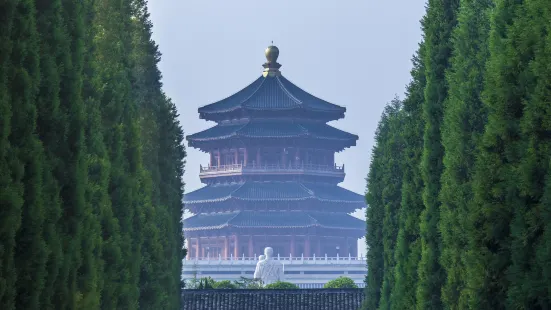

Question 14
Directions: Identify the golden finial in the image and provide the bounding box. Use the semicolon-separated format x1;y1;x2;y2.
265;42;279;63
262;43;281;77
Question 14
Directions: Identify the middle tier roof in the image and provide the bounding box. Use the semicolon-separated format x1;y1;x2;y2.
183;181;366;213
187;119;358;152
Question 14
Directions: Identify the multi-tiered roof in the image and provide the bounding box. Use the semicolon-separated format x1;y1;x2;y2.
183;45;365;258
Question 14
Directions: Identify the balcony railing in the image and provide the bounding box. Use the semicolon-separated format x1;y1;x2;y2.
199;163;345;177
184;254;365;265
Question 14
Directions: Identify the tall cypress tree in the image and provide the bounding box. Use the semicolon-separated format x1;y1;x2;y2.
128;3;187;306
538;161;551;308
0;1;22;308
33;0;71;307
390;44;426;310
417;0;459;308
158;96;186;307
45;0;90;307
128;1;167;307
364;108;389;310
1;0;187;308
92;0;144;306
377;98;406;310
7;0;47;308
364;99;404;310
503;0;551;307
438;0;492;308
524;2;551;306
469;0;525;308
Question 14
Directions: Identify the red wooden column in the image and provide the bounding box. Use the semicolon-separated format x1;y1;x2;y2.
351;238;358;256
224;237;229;259
234;235;239;258
342;237;348;255
290;235;296;257
317;238;321;256
244;148;248;166
234;149;238;164
305;236;311;257
196;238;200;259
256;148;261;166
187;239;193;259
217;150;221;167
248;235;253;257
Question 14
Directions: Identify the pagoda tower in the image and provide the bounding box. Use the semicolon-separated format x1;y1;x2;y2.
183;45;366;260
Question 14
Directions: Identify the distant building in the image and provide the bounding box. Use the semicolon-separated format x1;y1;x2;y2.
183;45;367;287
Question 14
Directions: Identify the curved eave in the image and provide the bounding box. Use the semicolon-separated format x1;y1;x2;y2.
187;134;357;143
184;224;229;232
197;75;346;121
183;182;366;206
199;105;346;116
186;122;359;149
184;197;366;205
199;109;346;123
182;224;365;232
183;225;364;232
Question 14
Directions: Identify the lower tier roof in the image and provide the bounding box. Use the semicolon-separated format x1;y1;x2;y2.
182;211;365;232
183;181;365;206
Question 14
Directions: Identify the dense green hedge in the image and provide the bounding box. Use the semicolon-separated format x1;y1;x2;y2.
364;0;551;309
0;0;185;309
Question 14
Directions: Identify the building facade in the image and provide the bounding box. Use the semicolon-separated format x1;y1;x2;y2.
183;45;366;274
183;255;367;289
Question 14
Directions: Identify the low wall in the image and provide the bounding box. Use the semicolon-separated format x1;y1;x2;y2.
181;288;365;310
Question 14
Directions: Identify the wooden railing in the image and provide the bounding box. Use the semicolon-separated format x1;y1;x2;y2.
184;253;365;265
199;163;345;175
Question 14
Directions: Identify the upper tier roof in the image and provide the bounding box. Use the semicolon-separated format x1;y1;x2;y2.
187;119;358;151
198;75;346;122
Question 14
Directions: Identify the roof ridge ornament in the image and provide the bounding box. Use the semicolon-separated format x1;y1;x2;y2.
262;44;282;77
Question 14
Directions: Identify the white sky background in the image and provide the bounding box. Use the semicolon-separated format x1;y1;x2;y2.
147;0;426;257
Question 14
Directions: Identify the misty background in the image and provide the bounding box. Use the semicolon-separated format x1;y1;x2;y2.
147;0;426;257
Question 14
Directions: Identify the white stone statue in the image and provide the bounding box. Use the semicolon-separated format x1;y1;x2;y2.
253;247;284;286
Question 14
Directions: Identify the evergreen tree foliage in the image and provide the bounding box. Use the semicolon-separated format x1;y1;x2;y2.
0;0;19;303
213;280;237;289
324;277;359;289
365;0;551;309
0;0;186;308
364;98;405;310
6;1;45;309
471;0;551;308
364;112;388;310
33;0;67;307
378;98;406;310
128;0;186;307
468;0;527;308
438;0;492;308
389;44;426;310
417;0;459;308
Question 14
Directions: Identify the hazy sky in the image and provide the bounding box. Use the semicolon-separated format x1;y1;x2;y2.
147;0;426;257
